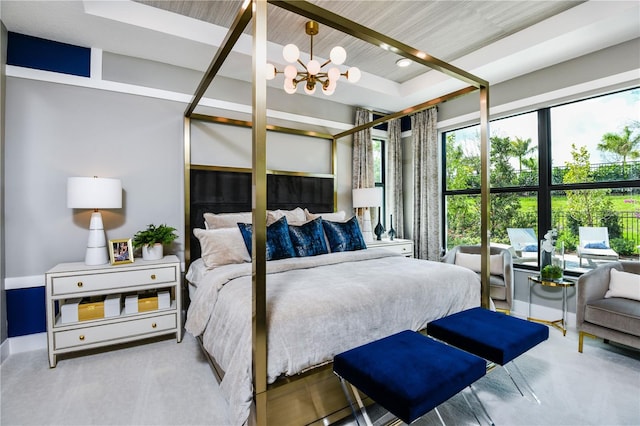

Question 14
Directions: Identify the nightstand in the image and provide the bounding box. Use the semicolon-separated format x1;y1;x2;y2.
366;238;414;258
45;255;182;367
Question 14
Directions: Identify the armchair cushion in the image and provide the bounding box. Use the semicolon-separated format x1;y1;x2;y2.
605;269;640;301
584;298;640;336
454;252;504;276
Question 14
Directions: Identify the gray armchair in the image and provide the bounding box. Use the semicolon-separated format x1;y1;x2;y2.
441;245;513;313
577;261;640;352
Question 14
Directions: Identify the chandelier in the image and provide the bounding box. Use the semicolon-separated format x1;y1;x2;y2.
266;21;361;96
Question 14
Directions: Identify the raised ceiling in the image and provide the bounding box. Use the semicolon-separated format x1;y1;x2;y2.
2;1;639;112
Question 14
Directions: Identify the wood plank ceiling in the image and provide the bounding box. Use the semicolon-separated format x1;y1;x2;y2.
135;0;583;83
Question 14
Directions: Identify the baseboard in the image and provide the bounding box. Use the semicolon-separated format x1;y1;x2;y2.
0;338;11;365
512;300;576;331
8;332;47;356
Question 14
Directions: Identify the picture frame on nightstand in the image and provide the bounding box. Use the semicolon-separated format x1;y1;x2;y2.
109;238;134;265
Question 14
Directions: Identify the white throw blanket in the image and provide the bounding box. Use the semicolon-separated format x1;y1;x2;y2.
185;250;480;425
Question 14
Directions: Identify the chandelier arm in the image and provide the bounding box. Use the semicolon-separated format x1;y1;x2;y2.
320;59;331;68
297;59;307;70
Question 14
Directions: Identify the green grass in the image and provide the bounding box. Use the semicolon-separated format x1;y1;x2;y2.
518;194;639;212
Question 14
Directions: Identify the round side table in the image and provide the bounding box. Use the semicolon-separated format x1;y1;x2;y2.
527;275;576;336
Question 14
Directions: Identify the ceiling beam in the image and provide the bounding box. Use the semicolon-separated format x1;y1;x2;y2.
185;1;253;117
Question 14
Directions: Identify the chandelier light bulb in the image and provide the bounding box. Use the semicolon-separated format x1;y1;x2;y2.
328;67;341;82
304;82;316;95
284;78;297;94
322;80;337;96
265;63;276;80
307;59;320;75
330;46;347;65
283;44;300;63
347;67;361;83
284;65;298;79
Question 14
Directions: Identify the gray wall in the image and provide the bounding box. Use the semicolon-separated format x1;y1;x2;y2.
439;38;640;127
5;79;185;277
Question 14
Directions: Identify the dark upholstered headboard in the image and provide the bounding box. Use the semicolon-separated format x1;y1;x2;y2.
189;168;335;261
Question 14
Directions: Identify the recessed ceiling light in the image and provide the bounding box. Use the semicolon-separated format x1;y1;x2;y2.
396;58;412;68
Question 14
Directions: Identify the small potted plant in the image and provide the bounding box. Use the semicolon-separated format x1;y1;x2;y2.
541;264;563;281
132;224;178;261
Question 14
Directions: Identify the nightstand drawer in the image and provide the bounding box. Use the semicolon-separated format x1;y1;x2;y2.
382;243;413;256
52;266;177;295
54;313;176;349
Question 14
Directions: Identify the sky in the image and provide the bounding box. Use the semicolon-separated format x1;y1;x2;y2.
449;88;640;166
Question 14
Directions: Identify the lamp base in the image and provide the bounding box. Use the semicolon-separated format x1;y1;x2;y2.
85;211;109;265
361;208;373;242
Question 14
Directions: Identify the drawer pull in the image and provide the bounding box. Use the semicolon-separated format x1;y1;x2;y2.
79;335;85;341
150;274;156;280
77;282;83;288
151;323;157;329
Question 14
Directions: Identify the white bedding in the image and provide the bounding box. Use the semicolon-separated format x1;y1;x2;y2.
185;249;481;425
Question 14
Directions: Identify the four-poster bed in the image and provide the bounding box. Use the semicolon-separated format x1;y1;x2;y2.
183;1;491;425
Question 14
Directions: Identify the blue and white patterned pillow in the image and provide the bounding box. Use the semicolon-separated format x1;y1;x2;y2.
288;217;328;257
321;216;366;252
237;216;296;260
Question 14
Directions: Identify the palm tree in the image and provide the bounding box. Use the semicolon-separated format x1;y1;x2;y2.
598;124;640;173
510;137;536;174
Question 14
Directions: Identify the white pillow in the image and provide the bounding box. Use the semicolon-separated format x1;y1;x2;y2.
267;207;307;225
605;269;640;301
204;212;252;229
454;252;504;276
305;208;347;222
193;228;250;269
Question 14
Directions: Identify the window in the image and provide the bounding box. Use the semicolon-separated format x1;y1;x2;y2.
372;137;386;227
443;88;640;273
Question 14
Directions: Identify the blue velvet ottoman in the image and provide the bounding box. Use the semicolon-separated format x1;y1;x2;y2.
333;330;487;424
427;307;549;401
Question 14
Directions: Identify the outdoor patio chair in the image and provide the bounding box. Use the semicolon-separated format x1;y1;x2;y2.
577;227;619;267
507;228;539;259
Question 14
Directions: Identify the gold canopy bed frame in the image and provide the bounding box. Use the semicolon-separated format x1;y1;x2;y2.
182;1;490;424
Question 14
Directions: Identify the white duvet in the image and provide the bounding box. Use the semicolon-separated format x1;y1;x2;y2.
185;249;480;425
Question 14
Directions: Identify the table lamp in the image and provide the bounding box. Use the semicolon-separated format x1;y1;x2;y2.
352;187;382;242
67;177;122;265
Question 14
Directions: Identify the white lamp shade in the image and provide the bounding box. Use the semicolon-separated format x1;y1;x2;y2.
67;177;122;209
352;187;382;208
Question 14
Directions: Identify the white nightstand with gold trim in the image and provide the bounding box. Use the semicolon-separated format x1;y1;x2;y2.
366;238;414;258
45;255;181;367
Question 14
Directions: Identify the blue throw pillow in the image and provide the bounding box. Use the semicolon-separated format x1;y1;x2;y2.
321;216;366;252
523;244;538;252
584;241;609;249
288;217;328;257
237;216;296;260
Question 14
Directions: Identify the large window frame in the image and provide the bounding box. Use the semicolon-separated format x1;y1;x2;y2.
442;87;640;274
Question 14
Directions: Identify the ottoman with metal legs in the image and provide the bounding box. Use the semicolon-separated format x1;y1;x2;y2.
333;330;494;425
427;307;549;403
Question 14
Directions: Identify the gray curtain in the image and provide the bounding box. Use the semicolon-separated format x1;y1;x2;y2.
352;108;374;227
387;118;404;238
411;107;440;260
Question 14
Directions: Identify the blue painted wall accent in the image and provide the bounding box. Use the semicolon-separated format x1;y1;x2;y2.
6;287;46;337
7;32;91;77
373;114;411;133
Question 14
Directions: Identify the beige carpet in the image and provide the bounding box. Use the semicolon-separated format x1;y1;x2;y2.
1;327;639;426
